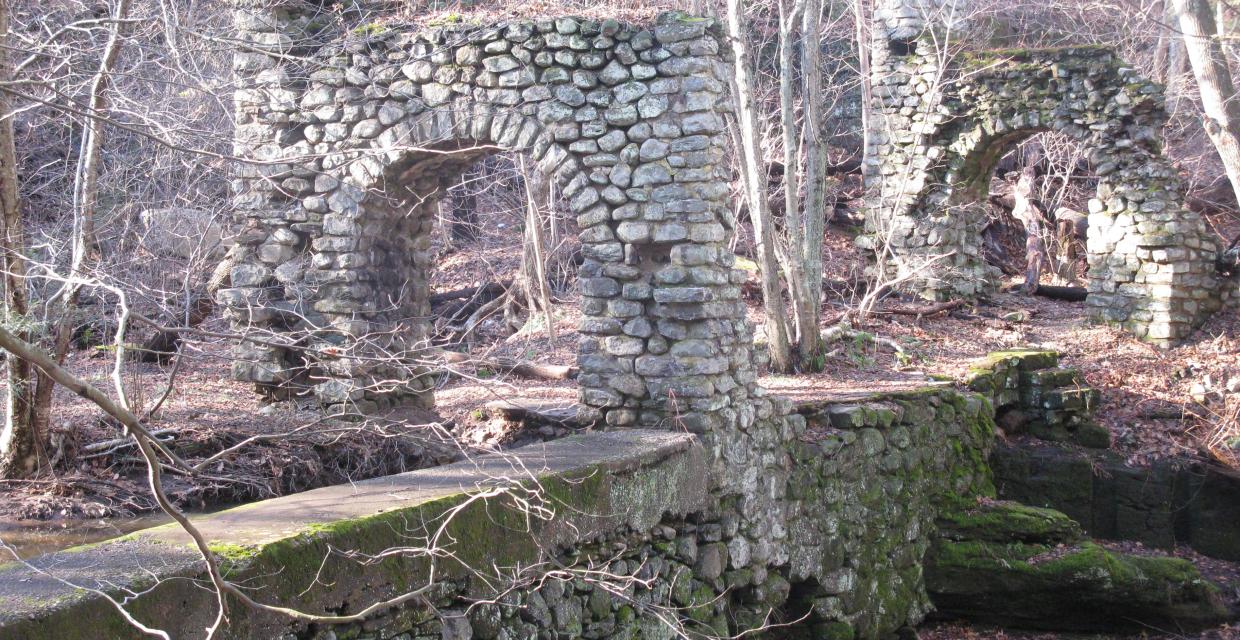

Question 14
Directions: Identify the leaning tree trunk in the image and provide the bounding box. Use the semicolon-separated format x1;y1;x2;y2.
516;155;555;340
726;0;793;372
0;0;37;478
1176;0;1240;208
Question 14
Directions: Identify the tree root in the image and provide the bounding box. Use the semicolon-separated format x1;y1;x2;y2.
820;320;905;355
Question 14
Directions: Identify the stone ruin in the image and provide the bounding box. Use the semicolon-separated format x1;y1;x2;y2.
226;0;1238;422
227;2;756;428
862;0;1236;346
3;6;1234;637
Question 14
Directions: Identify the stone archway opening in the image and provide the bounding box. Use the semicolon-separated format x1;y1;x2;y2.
432;152;579;342
301;130;580;413
987;133;1094;287
325;142;582;413
950;129;1099;292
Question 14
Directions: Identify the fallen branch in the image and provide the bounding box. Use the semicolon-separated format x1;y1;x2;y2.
452;293;507;342
881;299;964;317
429;280;511;306
820;321;905;354
437;350;578;381
83;427;177;453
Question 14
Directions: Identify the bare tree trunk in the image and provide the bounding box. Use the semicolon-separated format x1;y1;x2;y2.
518;156;555;340
797;0;828;366
1176;0;1240;206
726;0;793;372
777;0;809;349
447;178;478;246
29;0;133;447
0;0;38;478
1013;167;1046;293
853;0;873;173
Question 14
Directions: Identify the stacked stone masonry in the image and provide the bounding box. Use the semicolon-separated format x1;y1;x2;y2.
863;0;1235;346
226;9;815;637
965;349;1110;449
228;3;754;428
0;388;999;640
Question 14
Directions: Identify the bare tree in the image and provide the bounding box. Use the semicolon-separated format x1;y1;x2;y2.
726;0;794;372
1012;165;1047;292
0;0;37;478
1175;0;1240;206
797;0;828;367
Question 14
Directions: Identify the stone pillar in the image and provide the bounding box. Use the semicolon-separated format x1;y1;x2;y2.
1081;105;1226;345
226;0;333;395
861;0;994;300
574;14;756;433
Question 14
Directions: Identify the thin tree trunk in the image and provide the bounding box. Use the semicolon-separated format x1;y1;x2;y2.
447;179;478;246
854;0;873;174
798;0;828;365
1165;1;1191;114
518;156;555;340
0;0;37;478
71;0;131;268
726;0;793;372
29;0;133;447
1013;168;1046;293
1176;0;1240;206
778;0;809;348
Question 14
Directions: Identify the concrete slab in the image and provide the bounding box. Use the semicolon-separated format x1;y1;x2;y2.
0;429;704;638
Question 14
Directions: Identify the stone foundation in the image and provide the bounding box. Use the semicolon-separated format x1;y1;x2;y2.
5;378;1231;638
1;385;1000;640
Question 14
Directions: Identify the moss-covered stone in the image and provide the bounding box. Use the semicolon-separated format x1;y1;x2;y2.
936;500;1082;544
926;538;1229;631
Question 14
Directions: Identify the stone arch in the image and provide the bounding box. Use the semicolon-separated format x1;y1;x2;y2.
863;27;1229;345
227;8;762;429
302;107;573;410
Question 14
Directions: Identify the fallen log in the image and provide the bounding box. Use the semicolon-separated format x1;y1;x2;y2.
132;248;240;365
133;295;214;364
1033;284;1087;302
882;299;964;317
437;350;578;381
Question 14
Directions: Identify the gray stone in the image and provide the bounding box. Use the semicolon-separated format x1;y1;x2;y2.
599;60;630;85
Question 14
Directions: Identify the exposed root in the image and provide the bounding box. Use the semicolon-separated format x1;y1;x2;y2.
820;319;905;355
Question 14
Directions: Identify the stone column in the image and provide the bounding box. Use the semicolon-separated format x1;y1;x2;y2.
226;0;333;395
575;13;759;432
861;0;993;300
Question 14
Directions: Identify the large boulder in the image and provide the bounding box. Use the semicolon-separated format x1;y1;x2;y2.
926;500;1233;632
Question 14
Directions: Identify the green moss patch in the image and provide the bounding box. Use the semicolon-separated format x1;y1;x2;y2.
926;537;1229;631
937;500;1082;544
